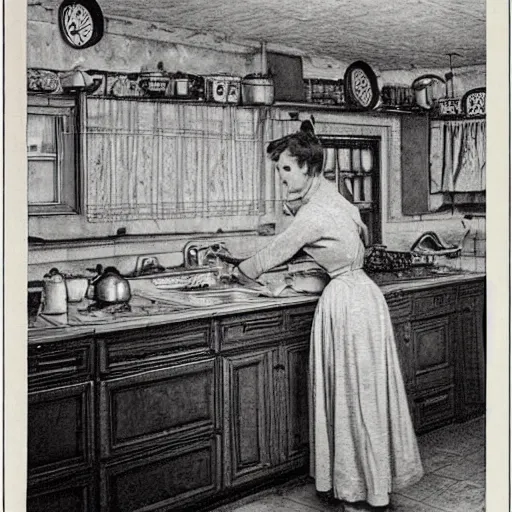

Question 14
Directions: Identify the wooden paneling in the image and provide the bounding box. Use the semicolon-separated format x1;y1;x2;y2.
223;350;277;487
414;386;455;432
219;310;284;350
99;358;216;458
393;322;414;389
284;305;316;334
281;341;309;464
100;437;221;512
98;320;212;376
457;293;486;420
28;382;94;479
386;291;412;322
412;315;454;390
27;473;95;512
28;337;94;389
412;288;457;318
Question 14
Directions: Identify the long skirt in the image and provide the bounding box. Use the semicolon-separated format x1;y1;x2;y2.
309;270;424;507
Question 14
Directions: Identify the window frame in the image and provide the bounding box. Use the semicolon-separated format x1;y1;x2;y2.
27;94;82;216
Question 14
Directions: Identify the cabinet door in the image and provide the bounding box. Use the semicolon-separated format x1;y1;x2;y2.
99;358;216;458
27;473;94;512
101;436;221;512
392;321;414;390
28;382;94;480
222;349;277;487
411;315;455;391
401;115;430;215
280;341;309;467
457;294;486;421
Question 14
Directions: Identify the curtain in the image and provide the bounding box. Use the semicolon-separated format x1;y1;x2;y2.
86;98;265;222
431;119;486;194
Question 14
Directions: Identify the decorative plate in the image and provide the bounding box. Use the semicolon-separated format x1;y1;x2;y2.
344;61;380;110
58;0;104;49
461;87;486;117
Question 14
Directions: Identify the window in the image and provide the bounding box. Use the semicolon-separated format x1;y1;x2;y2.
28;95;80;215
318;135;381;245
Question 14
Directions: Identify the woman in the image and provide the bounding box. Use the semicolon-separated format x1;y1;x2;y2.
222;125;423;511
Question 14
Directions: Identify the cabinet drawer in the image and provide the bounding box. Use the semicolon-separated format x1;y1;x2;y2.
412;287;457;318
28;337;94;388
459;280;485;299
100;436;221;512
285;304;316;334
386;292;412;321
28;382;94;479
219;310;285;350
414;386;455;432
99;358;217;458
27;472;95;512
98;320;212;376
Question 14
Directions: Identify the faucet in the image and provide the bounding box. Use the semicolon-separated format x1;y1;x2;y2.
183;240;228;269
183;242;199;268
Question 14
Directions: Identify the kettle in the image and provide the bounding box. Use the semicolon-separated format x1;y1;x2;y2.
90;265;131;305
42;268;68;315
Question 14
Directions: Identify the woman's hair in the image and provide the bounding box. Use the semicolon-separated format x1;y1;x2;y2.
266;121;324;176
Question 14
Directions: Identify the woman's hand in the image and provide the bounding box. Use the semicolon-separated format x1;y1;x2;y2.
232;266;263;289
215;250;245;266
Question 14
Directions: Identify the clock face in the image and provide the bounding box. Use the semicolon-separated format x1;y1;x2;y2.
58;0;104;49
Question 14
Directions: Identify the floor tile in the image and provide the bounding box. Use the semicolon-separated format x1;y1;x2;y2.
426;480;485;512
395;473;457;502
282;483;342;511
230;495;326;512
433;457;483;481
419;448;461;473
389;493;445;511
419;430;484;457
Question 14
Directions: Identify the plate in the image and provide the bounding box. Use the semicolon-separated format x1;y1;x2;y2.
344;61;380;110
461;87;486;117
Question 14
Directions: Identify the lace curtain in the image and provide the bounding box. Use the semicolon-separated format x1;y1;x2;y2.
85;98;268;222
430;119;486;194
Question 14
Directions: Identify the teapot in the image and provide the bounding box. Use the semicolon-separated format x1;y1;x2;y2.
89;265;131;305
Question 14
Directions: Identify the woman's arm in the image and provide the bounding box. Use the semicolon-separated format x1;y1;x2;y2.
239;206;323;279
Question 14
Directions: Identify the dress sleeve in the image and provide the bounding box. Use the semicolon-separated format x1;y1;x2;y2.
239;205;324;279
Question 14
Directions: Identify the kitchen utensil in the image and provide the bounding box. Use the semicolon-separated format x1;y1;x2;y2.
241;75;274;105
411;74;445;110
344;61;380;110
139;71;171;96
205;75;241;104
42;268;68;315
91;266;131;304
65;277;89;303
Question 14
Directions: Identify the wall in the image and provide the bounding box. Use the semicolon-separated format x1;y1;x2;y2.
27;4;485;280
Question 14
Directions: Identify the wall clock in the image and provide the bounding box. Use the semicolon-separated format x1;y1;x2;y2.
58;0;104;49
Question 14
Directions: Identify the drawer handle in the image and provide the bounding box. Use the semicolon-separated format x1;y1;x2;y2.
242;317;281;334
423;394;448;407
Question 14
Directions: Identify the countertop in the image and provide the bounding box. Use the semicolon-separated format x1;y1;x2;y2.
28;272;485;343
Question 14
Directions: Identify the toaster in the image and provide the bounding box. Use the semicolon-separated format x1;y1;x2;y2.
205;75;241;104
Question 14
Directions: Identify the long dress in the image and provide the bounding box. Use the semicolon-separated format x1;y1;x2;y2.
239;176;424;507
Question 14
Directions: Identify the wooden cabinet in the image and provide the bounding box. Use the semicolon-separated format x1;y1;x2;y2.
27;335;96;512
222;349;278;486
27;277;485;511
100;437;221;512
456;281;486;421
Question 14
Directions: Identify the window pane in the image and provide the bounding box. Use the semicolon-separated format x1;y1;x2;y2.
27;114;56;155
28;159;58;203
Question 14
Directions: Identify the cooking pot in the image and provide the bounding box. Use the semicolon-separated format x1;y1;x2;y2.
412;74;445;110
241;76;274;105
91;266;131;304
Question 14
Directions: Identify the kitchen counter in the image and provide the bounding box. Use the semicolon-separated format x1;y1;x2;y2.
28;271;485;342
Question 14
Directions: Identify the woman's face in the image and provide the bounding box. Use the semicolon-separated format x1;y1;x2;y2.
275;149;310;196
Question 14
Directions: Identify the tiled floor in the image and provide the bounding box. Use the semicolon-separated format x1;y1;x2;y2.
214;417;485;512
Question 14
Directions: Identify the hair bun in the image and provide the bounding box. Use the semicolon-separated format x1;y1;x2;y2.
300;120;315;136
